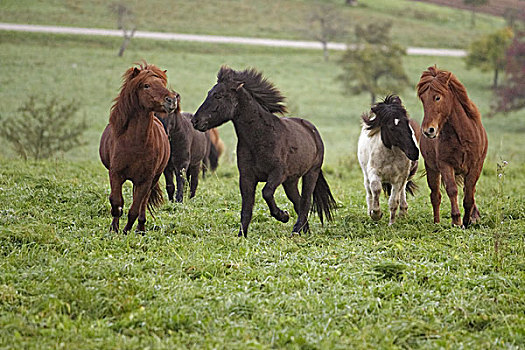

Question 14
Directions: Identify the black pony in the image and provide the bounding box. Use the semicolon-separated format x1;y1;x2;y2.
192;66;336;237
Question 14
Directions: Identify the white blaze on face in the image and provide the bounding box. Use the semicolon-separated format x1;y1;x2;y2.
409;123;418;146
394;118;399;126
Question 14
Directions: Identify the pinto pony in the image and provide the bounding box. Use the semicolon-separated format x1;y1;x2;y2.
99;62;172;233
156;90;216;202
192;66;336;237
358;95;420;225
417;66;488;227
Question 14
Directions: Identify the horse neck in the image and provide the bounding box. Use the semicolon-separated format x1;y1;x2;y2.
112;106;155;143
232;96;280;148
445;99;476;143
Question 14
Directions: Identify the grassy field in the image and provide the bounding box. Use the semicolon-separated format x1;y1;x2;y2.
0;0;524;348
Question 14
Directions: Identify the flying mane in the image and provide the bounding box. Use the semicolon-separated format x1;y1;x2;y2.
110;62;168;133
416;66;481;121
362;94;408;132
217;66;288;115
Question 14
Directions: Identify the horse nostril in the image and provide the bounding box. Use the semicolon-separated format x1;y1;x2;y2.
428;127;435;134
165;96;173;104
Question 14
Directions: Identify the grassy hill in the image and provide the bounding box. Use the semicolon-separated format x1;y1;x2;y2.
0;0;507;48
0;0;524;348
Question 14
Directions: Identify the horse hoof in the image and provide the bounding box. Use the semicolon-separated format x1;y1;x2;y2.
290;231;301;238
370;210;382;221
276;210;289;223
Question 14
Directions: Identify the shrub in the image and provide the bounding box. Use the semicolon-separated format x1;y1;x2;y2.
0;95;87;160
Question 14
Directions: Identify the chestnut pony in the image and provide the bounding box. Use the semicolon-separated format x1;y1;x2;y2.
417;66;488;227
99;62;172;233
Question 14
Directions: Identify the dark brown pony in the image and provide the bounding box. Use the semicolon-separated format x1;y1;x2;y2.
156;90;216;202
99;62;172;233
192;66;336;237
417;66;488;227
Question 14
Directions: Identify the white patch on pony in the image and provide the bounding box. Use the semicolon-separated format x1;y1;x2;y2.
394;118;400;126
409;124;418;146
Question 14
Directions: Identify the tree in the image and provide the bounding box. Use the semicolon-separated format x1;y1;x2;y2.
0;96;87;160
338;22;409;105
465;27;514;89
109;3;136;57
496;31;525;112
307;5;347;61
463;0;489;27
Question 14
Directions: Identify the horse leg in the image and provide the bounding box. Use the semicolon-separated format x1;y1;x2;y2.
188;165;200;199
175;168;185;203
239;175;257;237
398;181;408;218
441;166;461;226
426;167;442;224
363;175;373;216
293;169;320;234
283;178;309;233
108;172;125;233
463;171;481;228
388;182;404;225
368;171;382;221
123;182;150;234
136;186;152;233
163;168;175;202
261;171;289;223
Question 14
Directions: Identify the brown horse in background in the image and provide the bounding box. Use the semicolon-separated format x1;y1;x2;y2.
156;90;217;202
209;128;225;161
99;62;172;233
417;66;488;228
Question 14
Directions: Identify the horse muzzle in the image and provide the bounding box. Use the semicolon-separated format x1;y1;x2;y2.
162;96;176;113
423;126;438;139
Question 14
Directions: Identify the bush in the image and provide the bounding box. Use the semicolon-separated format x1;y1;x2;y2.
0;95;87;160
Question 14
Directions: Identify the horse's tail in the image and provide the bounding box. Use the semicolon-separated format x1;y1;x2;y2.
147;181;164;216
312;170;337;224
208;139;219;171
406;160;419;196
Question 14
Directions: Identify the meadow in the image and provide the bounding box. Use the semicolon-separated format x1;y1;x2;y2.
1;0;524;348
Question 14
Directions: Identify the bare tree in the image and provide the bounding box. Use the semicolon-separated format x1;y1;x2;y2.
110;3;136;57
307;5;347;61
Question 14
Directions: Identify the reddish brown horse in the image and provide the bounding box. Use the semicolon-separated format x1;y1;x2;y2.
417;66;488;227
99;62;172;233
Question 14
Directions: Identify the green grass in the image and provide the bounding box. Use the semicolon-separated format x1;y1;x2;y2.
0;6;524;348
0;157;523;349
0;0;506;48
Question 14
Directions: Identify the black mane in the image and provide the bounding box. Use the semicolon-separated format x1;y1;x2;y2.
362;94;408;130
218;66;288;115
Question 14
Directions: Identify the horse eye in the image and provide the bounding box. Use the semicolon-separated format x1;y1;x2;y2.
144;84;150;89
214;94;222;99
434;95;440;101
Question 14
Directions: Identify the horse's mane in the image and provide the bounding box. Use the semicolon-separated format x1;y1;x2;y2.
218;66;288;115
110;62;168;133
416;66;481;121
362;94;408;132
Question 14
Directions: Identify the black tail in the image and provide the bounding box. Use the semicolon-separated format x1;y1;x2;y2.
147;181;164;217
312;170;337;224
208;140;219;171
382;181;418;197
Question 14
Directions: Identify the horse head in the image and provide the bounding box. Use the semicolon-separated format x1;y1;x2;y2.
417;66;457;139
368;94;419;161
192;66;241;131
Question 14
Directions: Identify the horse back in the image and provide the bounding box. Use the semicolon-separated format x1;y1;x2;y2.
279;117;325;170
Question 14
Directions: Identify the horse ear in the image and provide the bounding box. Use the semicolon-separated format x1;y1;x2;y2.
235;83;245;91
131;67;141;79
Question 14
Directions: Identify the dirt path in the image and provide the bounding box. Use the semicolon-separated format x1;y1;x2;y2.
0;22;467;57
